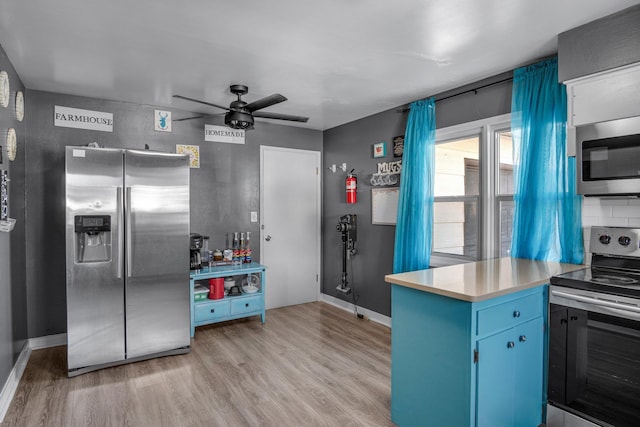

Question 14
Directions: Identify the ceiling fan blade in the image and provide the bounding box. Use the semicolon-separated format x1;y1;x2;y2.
172;95;229;111
173;115;208;122
252;111;309;123
245;94;287;112
174;113;224;122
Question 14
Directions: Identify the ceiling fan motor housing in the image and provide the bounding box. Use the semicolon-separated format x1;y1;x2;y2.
225;110;254;129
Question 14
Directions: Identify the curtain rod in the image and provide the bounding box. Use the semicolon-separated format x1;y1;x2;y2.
399;76;513;113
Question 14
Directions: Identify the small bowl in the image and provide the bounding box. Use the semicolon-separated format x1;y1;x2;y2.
242;284;259;294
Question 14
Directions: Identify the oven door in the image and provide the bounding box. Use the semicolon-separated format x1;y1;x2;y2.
548;286;640;427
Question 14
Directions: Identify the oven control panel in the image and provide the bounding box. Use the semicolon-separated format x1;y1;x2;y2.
590;227;640;257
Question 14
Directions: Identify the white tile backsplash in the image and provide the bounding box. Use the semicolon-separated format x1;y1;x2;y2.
581;203;613;217
581;197;640;265
612;205;640;218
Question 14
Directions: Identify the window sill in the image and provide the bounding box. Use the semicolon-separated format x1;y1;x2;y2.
429;254;476;268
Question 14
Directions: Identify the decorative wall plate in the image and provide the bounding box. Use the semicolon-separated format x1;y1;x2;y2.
15;91;24;121
6;128;16;161
0;71;9;108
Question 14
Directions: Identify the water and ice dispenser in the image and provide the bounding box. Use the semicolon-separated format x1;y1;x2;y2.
74;215;112;263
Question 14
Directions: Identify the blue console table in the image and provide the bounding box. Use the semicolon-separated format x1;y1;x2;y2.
189;262;266;337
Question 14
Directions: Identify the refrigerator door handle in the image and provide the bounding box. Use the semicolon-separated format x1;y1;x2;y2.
126;186;132;278
116;186;123;279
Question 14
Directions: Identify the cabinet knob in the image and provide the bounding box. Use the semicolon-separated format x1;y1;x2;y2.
507;341;515;349
513;310;521;318
245;303;249;307
519;335;526;342
210;308;215;313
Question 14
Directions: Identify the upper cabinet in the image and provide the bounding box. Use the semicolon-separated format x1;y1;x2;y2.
567;63;640;128
558;4;640;156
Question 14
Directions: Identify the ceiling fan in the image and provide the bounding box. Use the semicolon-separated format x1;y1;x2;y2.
173;85;309;130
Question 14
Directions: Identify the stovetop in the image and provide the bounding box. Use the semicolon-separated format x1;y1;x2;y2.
550;227;640;299
550;265;640;298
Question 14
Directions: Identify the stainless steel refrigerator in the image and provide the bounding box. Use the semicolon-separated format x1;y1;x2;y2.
65;147;190;376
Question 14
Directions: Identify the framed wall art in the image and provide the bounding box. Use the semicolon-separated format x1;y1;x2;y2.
373;142;386;158
393;135;404;158
176;144;200;168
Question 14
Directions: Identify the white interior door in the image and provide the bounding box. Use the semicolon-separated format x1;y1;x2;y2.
260;146;321;310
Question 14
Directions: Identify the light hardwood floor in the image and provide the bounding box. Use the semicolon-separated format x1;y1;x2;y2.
2;302;393;427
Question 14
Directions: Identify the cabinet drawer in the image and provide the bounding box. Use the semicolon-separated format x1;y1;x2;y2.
230;296;263;315
194;300;230;322
477;292;543;336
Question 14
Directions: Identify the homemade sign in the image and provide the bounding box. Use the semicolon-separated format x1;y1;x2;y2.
204;124;245;144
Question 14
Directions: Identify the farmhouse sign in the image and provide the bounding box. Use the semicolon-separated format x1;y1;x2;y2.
54;106;113;132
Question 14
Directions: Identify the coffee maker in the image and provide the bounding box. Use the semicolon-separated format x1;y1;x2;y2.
190;233;203;270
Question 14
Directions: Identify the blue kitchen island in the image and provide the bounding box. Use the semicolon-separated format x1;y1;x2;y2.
385;257;583;427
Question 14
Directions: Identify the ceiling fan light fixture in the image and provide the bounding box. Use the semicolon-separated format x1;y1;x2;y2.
225;111;254;130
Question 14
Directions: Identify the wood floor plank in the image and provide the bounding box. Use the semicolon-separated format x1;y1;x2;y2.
2;302;393;427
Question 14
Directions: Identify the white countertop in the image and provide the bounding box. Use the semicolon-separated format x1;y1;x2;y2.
385;257;585;302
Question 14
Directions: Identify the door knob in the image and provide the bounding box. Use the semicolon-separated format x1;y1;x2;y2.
265;235;272;241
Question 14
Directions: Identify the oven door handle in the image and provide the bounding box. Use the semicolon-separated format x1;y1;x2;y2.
551;289;640;315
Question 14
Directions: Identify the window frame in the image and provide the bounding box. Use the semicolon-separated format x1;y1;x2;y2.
430;113;511;268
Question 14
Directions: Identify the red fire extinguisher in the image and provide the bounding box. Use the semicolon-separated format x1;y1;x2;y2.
346;169;357;204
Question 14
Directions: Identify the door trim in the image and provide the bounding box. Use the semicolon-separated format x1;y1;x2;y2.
259;145;322;303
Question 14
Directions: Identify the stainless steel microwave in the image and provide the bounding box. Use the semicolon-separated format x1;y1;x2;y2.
577;115;640;196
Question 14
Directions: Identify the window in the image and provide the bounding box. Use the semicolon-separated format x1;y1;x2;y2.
433;136;480;258
431;114;514;264
497;130;514;257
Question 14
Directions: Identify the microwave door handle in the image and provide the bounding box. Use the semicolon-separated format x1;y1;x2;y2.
551;290;640;318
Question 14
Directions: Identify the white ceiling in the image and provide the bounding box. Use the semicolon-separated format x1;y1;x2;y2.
0;0;638;130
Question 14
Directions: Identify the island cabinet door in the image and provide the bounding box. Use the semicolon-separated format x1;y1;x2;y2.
475;317;544;427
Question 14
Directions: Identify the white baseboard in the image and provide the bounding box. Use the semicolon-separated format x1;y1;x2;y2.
0;342;31;423
28;333;66;350
320;293;391;328
0;333;67;423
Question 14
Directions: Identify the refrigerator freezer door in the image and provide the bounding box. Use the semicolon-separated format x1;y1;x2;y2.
124;150;190;358
65;147;125;370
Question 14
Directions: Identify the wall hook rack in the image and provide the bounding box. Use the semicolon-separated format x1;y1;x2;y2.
328;163;347;173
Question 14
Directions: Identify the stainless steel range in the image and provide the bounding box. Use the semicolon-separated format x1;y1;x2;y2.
548;227;640;427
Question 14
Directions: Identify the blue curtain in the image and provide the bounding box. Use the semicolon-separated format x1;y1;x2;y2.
393;98;436;273
511;58;584;264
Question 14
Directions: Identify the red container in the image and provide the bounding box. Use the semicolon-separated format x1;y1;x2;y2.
208;278;224;300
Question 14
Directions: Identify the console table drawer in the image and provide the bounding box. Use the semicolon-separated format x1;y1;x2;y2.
194;300;230;322
230;296;263;315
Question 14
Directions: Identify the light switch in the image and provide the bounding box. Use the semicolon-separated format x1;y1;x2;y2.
250;211;258;222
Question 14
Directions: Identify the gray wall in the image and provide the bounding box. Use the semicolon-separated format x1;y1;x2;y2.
558;3;640;82
322;73;512;317
24;90;322;337
0;44;27;393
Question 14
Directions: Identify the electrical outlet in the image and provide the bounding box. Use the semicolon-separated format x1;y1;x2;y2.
250;211;258;222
